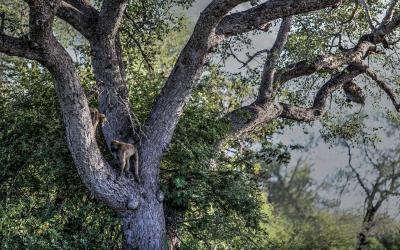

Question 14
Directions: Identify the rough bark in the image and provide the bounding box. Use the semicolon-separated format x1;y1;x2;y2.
44;36;137;211
57;0;138;144
121;159;167;249
48;32;165;250
119;146;168;249
257;16;293;104
90;37;137;144
216;0;342;36
4;1;135;212
56;0;98;39
122;204;166;249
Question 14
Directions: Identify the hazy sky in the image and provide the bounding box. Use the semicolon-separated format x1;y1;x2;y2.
187;1;399;213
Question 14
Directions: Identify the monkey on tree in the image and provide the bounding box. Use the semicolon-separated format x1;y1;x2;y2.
90;108;140;182
90;108;140;183
90;108;107;135
111;140;140;182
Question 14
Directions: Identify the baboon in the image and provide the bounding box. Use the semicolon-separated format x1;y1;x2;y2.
90;108;107;133
110;140;140;182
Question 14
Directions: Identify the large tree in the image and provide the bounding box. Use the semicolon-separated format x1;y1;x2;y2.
1;0;400;249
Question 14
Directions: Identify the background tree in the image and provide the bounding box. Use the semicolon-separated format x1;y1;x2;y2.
265;150;361;249
329;118;400;249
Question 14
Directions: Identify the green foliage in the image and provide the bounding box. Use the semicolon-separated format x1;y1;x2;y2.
0;60;122;249
320;114;381;144
0;0;28;35
268;162;317;219
282;212;360;250
374;221;400;249
265;152;363;249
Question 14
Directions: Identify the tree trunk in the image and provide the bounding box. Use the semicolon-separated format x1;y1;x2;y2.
119;145;168;249
122;199;167;250
357;225;371;250
121;173;167;249
90;38;137;145
43;36;168;249
356;207;377;250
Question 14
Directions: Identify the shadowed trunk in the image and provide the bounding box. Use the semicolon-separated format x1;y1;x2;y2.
122;201;167;249
90;37;137;145
356;204;379;250
121;157;167;249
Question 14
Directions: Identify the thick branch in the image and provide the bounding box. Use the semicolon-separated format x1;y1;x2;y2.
274;12;400;88
2;2;136;211
228;103;283;137
0;34;40;61
145;0;342;157
56;0;98;39
225;10;400;138
275;41;375;87
89;36;136;147
41;37;137;212
57;0;135;147
1;1;60;61
279;104;317;122
227;64;365;135
370;11;400;41
98;0;127;37
27;0;62;42
275;65;365;122
216;0;342;36
257;16;293;104
313;64;366;111
143;0;248;158
228;64;366;137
